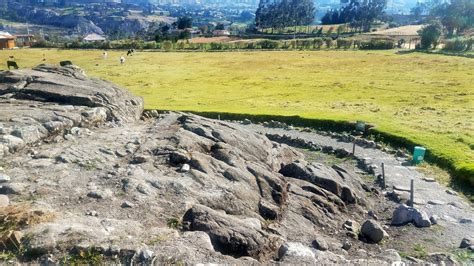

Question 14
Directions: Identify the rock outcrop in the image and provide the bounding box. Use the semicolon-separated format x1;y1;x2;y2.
0;65;463;265
0;64;143;157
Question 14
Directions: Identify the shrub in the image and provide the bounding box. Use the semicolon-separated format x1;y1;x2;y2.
143;41;157;50
336;39;353;49
324;38;333;48
359;39;395;50
162;40;174;51
418;21;442;49
258;40;280;49
313;38;324;49
443;38;473;52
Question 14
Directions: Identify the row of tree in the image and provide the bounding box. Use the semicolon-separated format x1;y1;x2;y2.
321;0;387;32
255;0;315;30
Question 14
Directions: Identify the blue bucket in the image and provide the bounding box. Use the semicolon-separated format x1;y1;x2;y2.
413;146;426;165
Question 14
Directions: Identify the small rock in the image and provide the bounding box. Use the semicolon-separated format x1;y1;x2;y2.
242;119;252;125
0;195;9;207
169;151;190;165
121;201;134;208
312;237;329;251
422;177;436;182
87;191;107;200
0;173;11;183
378;249;402;263
460;238;472;249
132;155;149;164
86;210;98;216
427;200;445;205
430;215;438;225
360;219;388;243
64;134;76;141
140;249;154;261
459;218;473;224
342;240;352;251
343;219;361;233
180;164;190;172
446;189;458;196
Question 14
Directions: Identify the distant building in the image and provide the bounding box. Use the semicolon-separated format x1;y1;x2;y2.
212;30;230;36
83;33;106;42
0;31;15;49
15;35;36;47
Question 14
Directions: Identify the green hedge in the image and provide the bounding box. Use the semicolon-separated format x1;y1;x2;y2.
359;39;395;50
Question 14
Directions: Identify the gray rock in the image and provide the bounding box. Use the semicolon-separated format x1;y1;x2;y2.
0;195;9;207
312;237;329;251
430;215;438;225
0;173;11;183
169;150;190;165
140;249;154;261
427;200;445;205
343;219;361;233
121;201;134;208
377;249;402;263
391;204;431;228
87;190;109;200
360;219;388;243
459;218;473;224
278;242;315;263
460;238;472;249
183;204;282;260
342;240;352;250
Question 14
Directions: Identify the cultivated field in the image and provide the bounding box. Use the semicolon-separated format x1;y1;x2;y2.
1;49;473;184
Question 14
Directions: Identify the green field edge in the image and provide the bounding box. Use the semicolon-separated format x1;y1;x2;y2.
151;109;474;195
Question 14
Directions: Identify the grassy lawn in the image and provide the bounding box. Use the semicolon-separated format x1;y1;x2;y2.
1;49;473;185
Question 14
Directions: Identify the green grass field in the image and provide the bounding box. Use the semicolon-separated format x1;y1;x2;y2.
1;49;473;185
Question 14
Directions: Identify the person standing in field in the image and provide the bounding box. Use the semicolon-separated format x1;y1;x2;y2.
120;56;125;64
103;51;108;59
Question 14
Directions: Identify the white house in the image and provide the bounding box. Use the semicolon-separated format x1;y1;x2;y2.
83;33;106;42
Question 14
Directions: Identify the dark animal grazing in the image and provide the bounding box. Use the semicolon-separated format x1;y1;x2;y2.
7;61;19;70
127;49;135;56
60;61;73;66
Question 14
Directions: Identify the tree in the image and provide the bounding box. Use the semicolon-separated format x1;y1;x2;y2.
321;0;387;32
215;23;225;30
176;16;193;30
255;0;315;31
418;21;442;49
431;0;473;36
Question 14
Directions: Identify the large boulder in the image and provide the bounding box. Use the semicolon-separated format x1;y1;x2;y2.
278;242;316;263
182;204;283;260
391;204;431;228
360;219;388;243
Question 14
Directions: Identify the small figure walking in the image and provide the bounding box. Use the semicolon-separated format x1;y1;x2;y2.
120;56;125;64
103;51;108;59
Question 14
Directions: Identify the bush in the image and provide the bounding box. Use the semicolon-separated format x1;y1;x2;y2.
336;39;353;49
443;38;473;52
162;40;174;51
359;39;395;50
324;38;333;48
313;38;324;49
418;21;442;49
258;40;280;49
